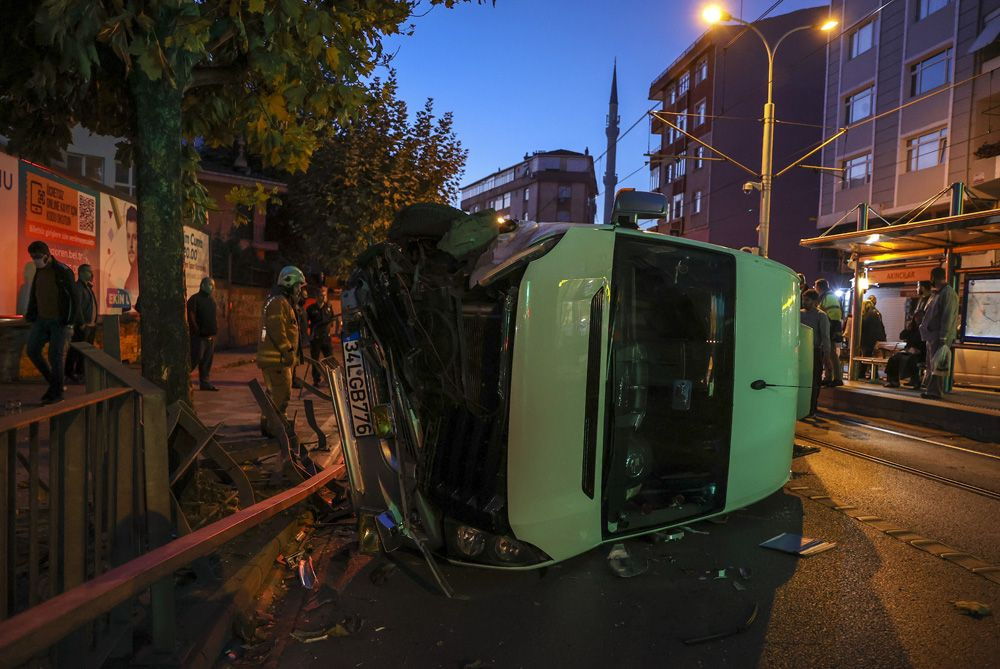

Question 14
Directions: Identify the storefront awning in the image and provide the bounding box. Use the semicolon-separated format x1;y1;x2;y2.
800;208;1000;259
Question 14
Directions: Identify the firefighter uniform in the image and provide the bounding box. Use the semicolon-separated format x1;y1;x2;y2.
257;268;305;433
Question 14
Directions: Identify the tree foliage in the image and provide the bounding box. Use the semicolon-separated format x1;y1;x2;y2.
283;73;467;277
0;0;487;403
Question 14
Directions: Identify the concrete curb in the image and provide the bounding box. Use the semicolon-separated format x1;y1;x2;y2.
180;510;310;669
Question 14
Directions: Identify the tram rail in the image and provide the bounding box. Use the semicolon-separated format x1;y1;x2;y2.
793;432;1000;502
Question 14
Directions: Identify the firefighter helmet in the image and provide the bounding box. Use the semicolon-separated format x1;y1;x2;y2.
277;266;306;290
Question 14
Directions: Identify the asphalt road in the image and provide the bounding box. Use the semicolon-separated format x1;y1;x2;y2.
237;412;1000;669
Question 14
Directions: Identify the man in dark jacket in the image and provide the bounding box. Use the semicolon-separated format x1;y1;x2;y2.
306;285;336;385
187;277;219;391
24;241;80;404
65;264;98;383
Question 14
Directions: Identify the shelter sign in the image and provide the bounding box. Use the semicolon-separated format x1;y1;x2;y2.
868;266;932;285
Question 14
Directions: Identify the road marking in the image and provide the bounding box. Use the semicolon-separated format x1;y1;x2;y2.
784;484;1000;586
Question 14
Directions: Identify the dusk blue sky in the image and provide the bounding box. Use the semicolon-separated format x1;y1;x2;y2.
384;0;828;217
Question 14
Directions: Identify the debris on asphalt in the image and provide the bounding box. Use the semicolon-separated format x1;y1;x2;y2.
713;568;728;580
607;543;648;578
369;561;398;585
733;581;747;591
680;525;710;535
682;602;759;645
738;567;752;580
707;515;729;525
953;600;992;618
302;597;335;613
299;553;317;589
760;532;836;556
793;443;821;458
291;616;365;643
652;530;685;543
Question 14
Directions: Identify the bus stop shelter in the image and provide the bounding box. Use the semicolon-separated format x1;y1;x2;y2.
800;207;1000;389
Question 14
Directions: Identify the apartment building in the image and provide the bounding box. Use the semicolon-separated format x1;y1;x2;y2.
819;0;1000;228
648;6;829;275
460;149;598;224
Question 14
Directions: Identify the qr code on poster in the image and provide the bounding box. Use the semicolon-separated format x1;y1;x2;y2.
78;193;96;234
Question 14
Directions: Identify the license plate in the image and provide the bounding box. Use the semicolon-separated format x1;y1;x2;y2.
342;333;374;437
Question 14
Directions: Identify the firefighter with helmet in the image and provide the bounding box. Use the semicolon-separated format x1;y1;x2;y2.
258;266;306;435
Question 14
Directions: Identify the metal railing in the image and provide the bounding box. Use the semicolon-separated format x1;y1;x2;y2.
0;344;346;666
0;343;174;666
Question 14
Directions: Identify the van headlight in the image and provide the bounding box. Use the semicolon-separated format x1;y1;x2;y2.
455;525;486;557
445;520;551;567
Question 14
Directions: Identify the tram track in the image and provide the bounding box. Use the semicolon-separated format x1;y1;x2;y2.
793;432;1000;502
816;412;1000;461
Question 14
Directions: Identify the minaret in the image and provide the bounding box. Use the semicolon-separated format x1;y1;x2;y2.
602;61;620;224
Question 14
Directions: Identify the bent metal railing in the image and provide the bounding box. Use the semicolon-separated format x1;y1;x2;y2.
0;343;345;666
0;343;175;665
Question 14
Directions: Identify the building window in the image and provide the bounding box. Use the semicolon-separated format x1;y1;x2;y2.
114;159;134;196
558;185;572;200
668;85;676;105
695;100;707;126
66;153;105;183
502;192;511;208
672;193;684;219
910;49;952;96
524;188;530;201
917;0;948;21
849;22;874;59
695;146;704;170
666;162;674;183
557;210;571;222
842;153;871;188
693;190;703;214
675;157;686;178
906;128;948;171
650;166;661;190
677;108;687;135
678;72;690;96
695;58;708;84
844;86;874;124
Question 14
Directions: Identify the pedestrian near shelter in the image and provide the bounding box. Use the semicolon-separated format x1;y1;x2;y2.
800;183;1000;439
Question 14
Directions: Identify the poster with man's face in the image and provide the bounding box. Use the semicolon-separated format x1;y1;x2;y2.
99;193;139;314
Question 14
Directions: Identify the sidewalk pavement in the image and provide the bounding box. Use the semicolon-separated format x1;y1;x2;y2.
1;347;341;446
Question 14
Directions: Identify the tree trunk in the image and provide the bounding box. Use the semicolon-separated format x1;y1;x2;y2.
130;71;191;406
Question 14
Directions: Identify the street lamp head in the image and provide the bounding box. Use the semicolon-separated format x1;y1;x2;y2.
820;19;838;31
702;5;732;24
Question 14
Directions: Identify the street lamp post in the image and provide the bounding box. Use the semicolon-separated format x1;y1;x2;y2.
702;6;836;257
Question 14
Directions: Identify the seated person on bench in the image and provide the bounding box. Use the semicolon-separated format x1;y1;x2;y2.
884;321;925;388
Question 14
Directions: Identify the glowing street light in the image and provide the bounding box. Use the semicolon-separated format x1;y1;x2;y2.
702;6;837;257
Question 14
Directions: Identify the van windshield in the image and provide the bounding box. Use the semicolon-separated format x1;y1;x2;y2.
602;237;736;536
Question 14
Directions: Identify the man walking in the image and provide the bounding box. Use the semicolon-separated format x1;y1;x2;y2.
24;241;80;404
65;264;98;384
799;289;830;418
814;278;843;386
187;277;219;391
306;285;336;385
257;266;306;435
919;267;958;400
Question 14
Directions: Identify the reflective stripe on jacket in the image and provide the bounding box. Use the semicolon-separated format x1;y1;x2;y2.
257;289;298;368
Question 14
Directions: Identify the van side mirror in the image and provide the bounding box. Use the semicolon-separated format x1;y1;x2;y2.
611;189;668;228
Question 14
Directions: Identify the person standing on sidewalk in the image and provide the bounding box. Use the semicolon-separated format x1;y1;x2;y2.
814;278;843;386
24;241;80;404
306;285;336;385
799;288;830;418
919;267;958;400
187;277;219;391
257;266;306;435
65;264;98;384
